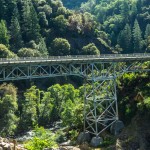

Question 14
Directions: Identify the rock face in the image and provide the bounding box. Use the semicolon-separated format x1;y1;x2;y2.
115;114;150;150
0;137;26;150
110;120;124;135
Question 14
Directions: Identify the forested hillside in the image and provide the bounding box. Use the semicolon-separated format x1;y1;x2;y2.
0;0;150;150
80;0;150;53
0;0;114;58
0;0;150;57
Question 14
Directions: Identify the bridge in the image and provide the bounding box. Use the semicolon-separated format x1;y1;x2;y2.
0;53;150;142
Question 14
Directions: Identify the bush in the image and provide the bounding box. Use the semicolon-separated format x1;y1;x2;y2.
138;97;150;115
82;43;100;55
18;48;41;57
24;127;58;150
50;38;71;56
0;44;16;58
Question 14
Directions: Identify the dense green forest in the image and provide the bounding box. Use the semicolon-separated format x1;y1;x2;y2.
0;0;150;149
0;0;149;57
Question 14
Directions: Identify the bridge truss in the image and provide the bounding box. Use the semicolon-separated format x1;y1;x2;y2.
0;54;150;137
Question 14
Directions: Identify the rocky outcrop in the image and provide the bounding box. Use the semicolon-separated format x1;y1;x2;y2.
116;114;150;150
0;137;26;150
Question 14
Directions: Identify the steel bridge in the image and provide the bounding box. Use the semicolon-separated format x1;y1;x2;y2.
0;53;150;137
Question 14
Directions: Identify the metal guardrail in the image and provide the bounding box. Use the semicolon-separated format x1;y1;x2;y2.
0;53;150;62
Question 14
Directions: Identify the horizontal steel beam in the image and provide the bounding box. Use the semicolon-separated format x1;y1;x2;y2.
0;53;150;66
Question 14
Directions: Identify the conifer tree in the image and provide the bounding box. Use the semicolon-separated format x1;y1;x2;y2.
120;1;129;22
130;1;138;19
118;24;132;53
22;0;32;42
38;38;48;56
10;7;23;52
4;0;17;24
132;19;143;52
145;24;150;39
28;3;41;42
22;0;41;42
0;20;9;46
0;0;6;19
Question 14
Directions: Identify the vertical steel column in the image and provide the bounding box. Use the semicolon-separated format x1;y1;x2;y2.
84;62;119;136
113;63;119;121
91;63;98;137
83;79;86;133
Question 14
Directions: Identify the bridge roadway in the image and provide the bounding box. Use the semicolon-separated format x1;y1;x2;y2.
0;53;150;65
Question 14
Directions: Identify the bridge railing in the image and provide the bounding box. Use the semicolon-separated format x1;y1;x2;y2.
0;53;150;62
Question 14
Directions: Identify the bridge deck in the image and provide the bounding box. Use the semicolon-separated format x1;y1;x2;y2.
0;53;150;65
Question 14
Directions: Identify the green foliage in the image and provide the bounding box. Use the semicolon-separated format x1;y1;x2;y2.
117;24;132;53
24;127;57;150
143;97;150;109
39;92;53;125
118;72;150;124
133;19;143;52
68;13;83;34
120;1;130;21
22;0;41;42
80;0;149;53
38;12;48;27
0;44;16;58
69;129;78;141
55;130;67;143
145;24;150;39
138;97;150;116
82;43;100;55
100;136;115;147
0;20;9;46
20;86;42;130
60;96;83;128
0;83;18;137
17;48;41;57
146;36;150;52
53;15;68;33
17;83;84;133
10;7;23;52
80;0;96;12
51;38;71;56
37;38;48;56
62;0;87;9
122;73;137;85
0;0;150;141
0;0;149;55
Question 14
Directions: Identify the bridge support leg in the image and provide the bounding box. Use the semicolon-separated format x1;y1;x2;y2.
83;64;119;137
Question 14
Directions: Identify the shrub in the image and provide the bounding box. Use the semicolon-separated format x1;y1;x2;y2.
24;127;58;150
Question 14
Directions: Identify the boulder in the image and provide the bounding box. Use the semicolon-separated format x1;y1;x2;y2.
0;137;3;143
77;132;91;144
110;120;124;135
0;137;26;150
90;136;103;147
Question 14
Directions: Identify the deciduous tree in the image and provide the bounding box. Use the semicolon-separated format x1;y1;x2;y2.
51;38;71;56
82;43;100;55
